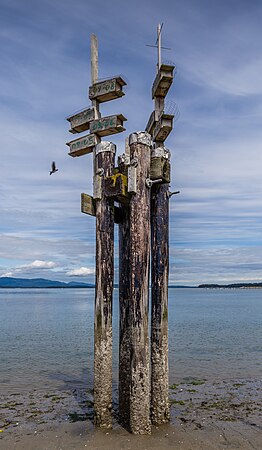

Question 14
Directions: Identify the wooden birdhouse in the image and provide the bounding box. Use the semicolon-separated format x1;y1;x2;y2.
150;146;171;183
67;133;98;157
152;64;175;98
152;113;174;142
90;114;127;137
104;172;129;205
89;76;126;103
67;107;95;134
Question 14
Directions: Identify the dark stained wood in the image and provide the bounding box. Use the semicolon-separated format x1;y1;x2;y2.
128;132;151;434
118;204;131;429
150;182;170;424
94;145;115;429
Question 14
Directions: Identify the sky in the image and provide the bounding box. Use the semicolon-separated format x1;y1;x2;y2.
0;0;261;286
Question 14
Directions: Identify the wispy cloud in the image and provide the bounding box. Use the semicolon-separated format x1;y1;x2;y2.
67;267;95;277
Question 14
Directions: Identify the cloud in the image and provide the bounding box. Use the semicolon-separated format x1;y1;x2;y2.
67;267;94;277
0;272;13;278
20;260;57;270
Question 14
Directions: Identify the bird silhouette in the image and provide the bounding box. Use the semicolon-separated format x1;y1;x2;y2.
50;161;58;175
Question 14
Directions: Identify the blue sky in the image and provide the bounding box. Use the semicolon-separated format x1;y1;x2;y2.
0;0;261;285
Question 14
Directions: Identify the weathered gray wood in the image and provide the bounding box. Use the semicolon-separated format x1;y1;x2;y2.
89;77;126;103
118;203;131;429
152;64;174;98
93;141;116;428
91;34;100;122
90;114;126;137
81;193;96;216
67;107;95;134
145;110;156;136
150;181;170;425
150;146;171;183
128;131;152;434
152;113;174;143
91;34;98;85
67;133;98;157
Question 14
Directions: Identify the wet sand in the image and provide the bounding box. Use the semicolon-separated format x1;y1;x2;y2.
1;378;261;449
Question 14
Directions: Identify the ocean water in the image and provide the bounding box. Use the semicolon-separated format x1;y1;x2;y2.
0;288;261;392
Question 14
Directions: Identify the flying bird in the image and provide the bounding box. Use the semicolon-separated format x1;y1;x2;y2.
50;161;58;175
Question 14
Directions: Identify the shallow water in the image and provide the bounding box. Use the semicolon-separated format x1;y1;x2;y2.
0;288;261;391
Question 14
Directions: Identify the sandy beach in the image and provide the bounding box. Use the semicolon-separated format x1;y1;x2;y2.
1;378;261;450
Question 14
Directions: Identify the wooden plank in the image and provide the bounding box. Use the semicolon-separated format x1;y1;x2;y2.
91;34;98;85
152;64;175;99
90;114;126;137
89;77;126;103
145;111;156;136
67;133;98;157
81;193;96;216
152;114;173;143
67;107;95;134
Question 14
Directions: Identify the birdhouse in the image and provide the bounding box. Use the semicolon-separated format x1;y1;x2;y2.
150;146;171;183
152;64;175;98
89;77;126;103
90;114;127;137
104;172;129;205
67;133;98;157
67;107;95;134
152;113;174;142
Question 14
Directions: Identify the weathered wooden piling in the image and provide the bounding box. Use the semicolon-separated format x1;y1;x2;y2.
145;24;175;424
128;131;152;434
67;26;176;434
118;203;131;428
93;141;116;428
150;180;170;424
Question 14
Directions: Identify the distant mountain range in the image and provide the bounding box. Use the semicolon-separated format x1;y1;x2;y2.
198;283;262;289
1;277;260;289
0;277;94;288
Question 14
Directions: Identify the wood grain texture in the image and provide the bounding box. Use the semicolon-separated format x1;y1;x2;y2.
150;183;170;424
118;204;131;429
128;132;151;434
94;148;115;429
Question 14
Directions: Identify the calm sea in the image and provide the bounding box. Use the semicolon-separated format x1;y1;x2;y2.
0;288;261;392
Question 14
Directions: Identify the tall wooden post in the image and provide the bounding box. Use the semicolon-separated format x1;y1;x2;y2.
145;24;174;425
129;131;151;434
93;141;116;428
151;180;170;424
118;204;131;428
